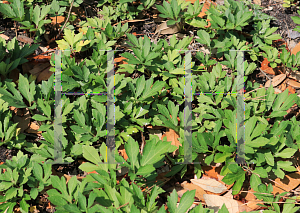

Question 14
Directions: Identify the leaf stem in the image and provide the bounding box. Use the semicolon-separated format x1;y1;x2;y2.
56;0;75;40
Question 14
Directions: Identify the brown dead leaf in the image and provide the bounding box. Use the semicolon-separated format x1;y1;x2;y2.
22;62;35;74
198;1;214;18
261;58;276;75
274;88;282;94
0;34;9;40
269;172;300;195
204;194;254;213
17;35;34;44
287;79;300;89
253;0;261;5
174;185;187;198
13;110;31;133
265;74;286;88
50;16;65;24
148;129;163;140
155;21;180;34
287;85;296;94
26;121;42;134
191;179;227;194
37;67;53;83
291;42;300;55
29;62;51;76
118;144;128;161
181;181;207;201
203;194;239;213
201;166;221;180
9;68;20;83
244;189;264;210
278;80;287;91
161;128;181;155
263;67;276;75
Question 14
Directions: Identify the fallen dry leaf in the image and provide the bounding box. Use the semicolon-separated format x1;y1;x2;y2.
37;67;53;83
287;79;300;89
155;21;180;35
13;111;31;133
265;74;286;88
203;194;239;213
29;62;51;76
26;121;42;134
148;129;163;140
0;34;9;40
201;166;221;180
204;194;254;213
9;68;20;83
22;62;35;74
268;172;300;195
261;58;276;75
118;144;128;161
244;189;264;210
17;35;34;44
191;179;227;194
161;128;181;155
181;181;207;201
50;16;65;24
291;42;300;55
198;1;214;18
253;0;261;5
287;85;296;94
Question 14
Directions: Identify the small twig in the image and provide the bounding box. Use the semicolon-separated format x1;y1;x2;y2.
116;202;129;210
56;0;75;40
245;87;263;95
140;125;145;154
259;67;272;82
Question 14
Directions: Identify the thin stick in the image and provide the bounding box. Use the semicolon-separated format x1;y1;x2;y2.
259;67;273;89
56;0;75;40
116;202;129;210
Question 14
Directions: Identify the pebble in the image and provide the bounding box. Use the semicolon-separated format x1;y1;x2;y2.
287;29;300;39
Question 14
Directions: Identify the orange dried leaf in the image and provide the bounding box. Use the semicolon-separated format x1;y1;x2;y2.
37;67;53;83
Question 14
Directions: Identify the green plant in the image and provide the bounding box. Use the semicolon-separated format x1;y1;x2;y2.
262;47;281;68
0;0;25;22
282;0;296;8
0;96;26;149
0;151;51;213
291;10;300;32
120;34;163;78
56;29;90;54
19;4;52;41
0;37;38;78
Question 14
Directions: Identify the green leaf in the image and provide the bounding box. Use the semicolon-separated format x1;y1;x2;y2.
50;176;68;197
82;145;102;165
291;16;300;25
0;4;15;18
32;114;49;121
5;187;18;200
136;75;145;98
30;188;38;199
32;162;43;181
167;189;178;213
197;30;211;46
235;11;252;27
136;165;155;176
275;148;297;158
177;190;195;213
246;137;269;148
265;152;274;166
140;138;171;166
125;137;140;171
